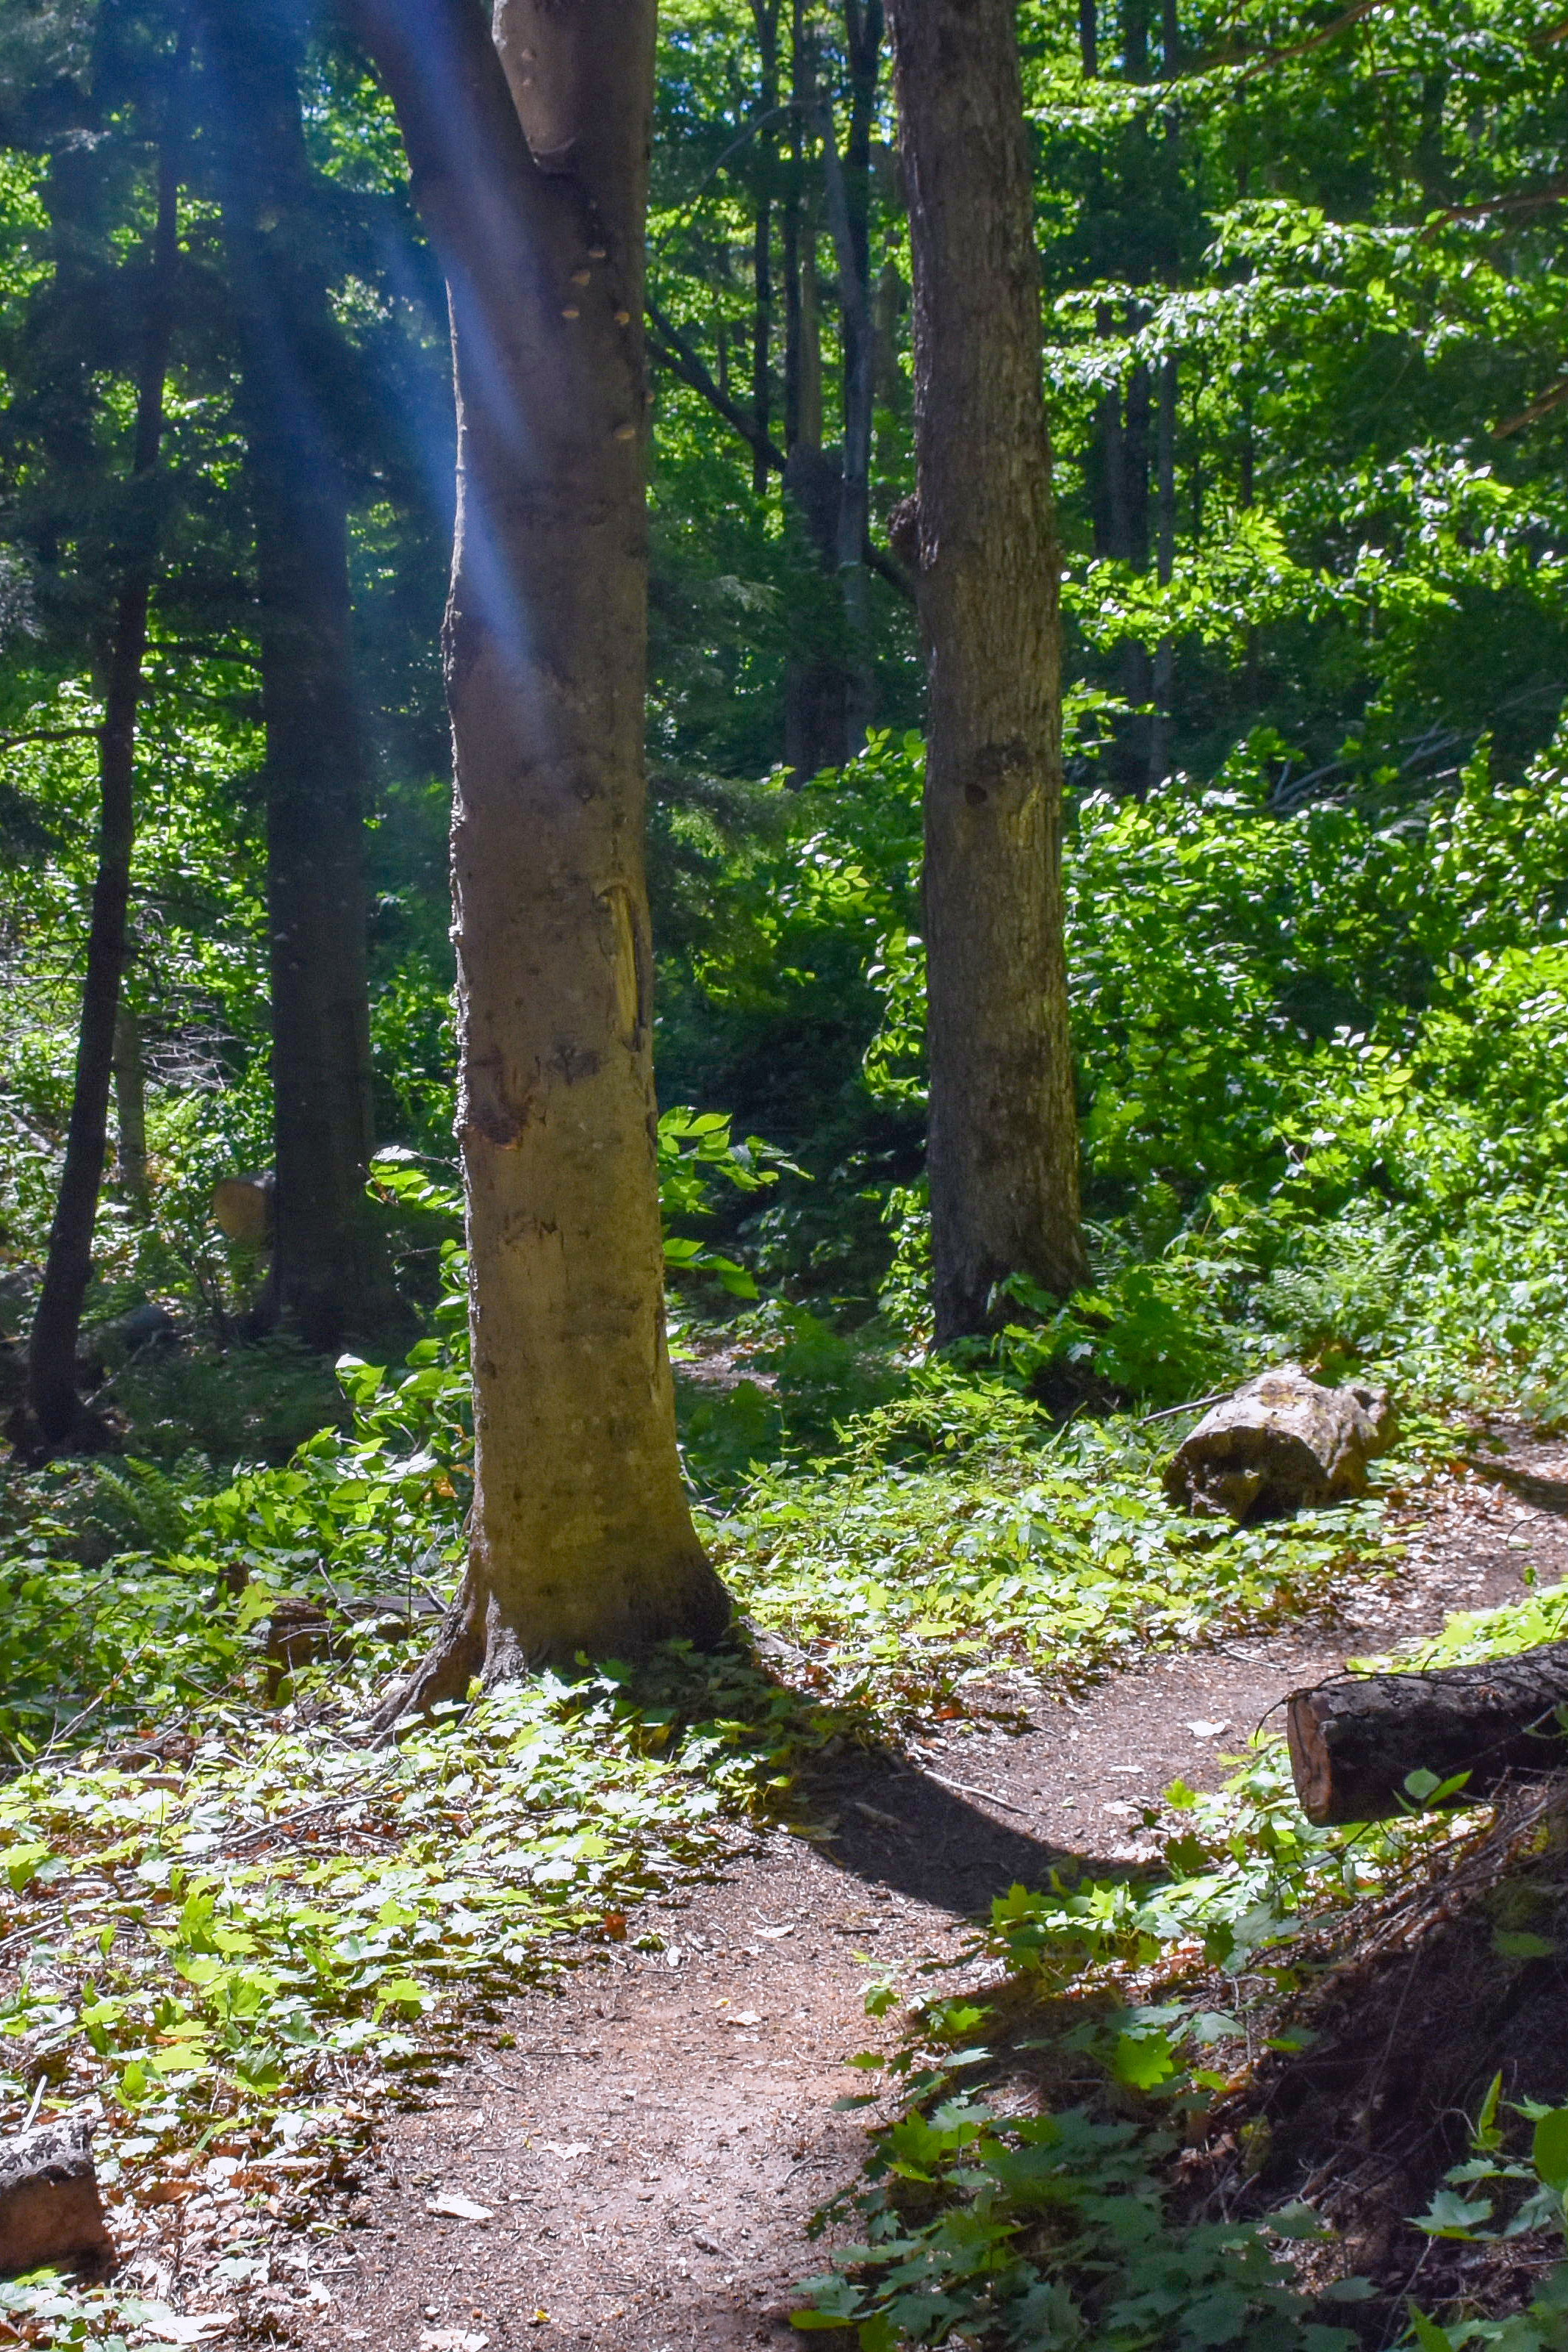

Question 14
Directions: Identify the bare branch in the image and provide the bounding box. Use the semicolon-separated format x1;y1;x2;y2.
0;726;104;753
1425;178;1568;232
1493;375;1568;440
646;295;788;472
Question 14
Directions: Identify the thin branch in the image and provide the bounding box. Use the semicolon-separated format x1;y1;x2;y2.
0;726;104;753
647;306;914;604
866;537;915;603
1232;0;1385;79
1493;375;1568;440
1176;0;1385;85
651;98;799;262
1424;178;1568;233
647;294;788;471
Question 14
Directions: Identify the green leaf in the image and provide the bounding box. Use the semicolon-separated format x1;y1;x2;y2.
1533;2109;1568;2194
1494;1931;1555;1961
1111;2028;1176;2090
1406;2303;1457;2352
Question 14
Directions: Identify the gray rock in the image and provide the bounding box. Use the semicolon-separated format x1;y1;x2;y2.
0;2115;113;2276
1162;1365;1394;1524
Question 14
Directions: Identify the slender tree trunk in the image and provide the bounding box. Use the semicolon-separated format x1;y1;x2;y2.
202;0;381;1357
349;0;729;1704
818;106;874;749
1148;348;1176;789
112;1004;148;1206
780;7;850;779
1078;0;1098;76
783;0;808;453
27;42;185;1451
887;0;1085;1341
749;0;779;498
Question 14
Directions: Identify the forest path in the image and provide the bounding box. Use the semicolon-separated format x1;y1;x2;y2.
265;1441;1568;2352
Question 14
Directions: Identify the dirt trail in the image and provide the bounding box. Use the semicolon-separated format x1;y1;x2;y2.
242;1445;1568;2352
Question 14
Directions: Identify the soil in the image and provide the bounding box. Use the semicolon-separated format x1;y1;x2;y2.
170;1440;1568;2351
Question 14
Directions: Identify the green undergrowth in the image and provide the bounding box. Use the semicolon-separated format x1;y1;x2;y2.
714;1379;1412;1724
0;1317;1439;2346
799;1575;1568;2352
0;1619;851;2347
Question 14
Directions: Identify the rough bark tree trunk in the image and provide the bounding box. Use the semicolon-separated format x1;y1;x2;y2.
26;40;185;1451
203;0;381;1357
887;0;1086;1341
1287;1646;1568;1826
348;0;730;1707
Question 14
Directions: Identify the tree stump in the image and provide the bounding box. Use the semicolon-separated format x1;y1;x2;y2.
0;2117;112;2275
1287;1643;1568;1824
1161;1366;1393;1523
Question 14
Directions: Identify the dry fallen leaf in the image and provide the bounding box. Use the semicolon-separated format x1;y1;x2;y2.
418;2333;489;2352
537;2141;591;2160
425;2192;494;2223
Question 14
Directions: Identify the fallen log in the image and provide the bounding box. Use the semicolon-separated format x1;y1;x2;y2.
1286;1642;1568;1825
1162;1366;1393;1523
0;2116;113;2276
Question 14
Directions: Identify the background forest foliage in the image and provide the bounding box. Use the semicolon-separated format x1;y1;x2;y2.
4;0;1568;1450
3;3;1568;2344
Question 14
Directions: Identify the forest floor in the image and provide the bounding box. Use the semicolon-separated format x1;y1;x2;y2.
180;1435;1568;2352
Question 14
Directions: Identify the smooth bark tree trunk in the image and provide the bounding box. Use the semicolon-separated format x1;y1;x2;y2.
348;0;729;1707
1287;1646;1568;1826
202;0;381;1356
27;44;185;1452
887;0;1086;1341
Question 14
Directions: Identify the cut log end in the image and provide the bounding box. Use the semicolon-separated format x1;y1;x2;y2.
1285;1690;1337;1825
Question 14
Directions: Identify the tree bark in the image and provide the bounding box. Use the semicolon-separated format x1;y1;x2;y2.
112;1003;148;1206
1148;348;1177;789
1287;1646;1568;1826
817;104;874;749
749;0;779;498
347;0;729;1705
886;0;1086;1341
27;37;185;1452
202;0;381;1357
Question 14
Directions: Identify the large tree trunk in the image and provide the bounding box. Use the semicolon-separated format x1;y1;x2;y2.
349;0;729;1708
27;43;184;1452
886;0;1086;1342
202;0;381;1356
